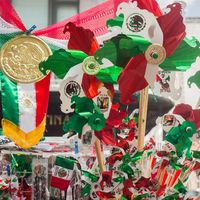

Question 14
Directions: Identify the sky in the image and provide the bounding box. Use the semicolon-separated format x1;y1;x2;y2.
157;0;200;17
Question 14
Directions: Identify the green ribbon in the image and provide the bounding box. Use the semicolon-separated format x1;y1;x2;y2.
0;72;19;126
0;32;23;48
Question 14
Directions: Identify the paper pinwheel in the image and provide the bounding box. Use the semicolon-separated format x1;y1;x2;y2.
39;22;119;114
94;1;200;104
63;96;106;135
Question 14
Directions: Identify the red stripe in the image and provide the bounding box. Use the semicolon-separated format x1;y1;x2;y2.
171;169;182;186
34;0;162;39
0;0;26;31
35;74;51;126
161;171;168;185
51;176;70;190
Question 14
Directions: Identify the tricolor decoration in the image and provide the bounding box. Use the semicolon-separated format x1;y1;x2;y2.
1;73;51;148
51;157;76;191
0;2;53;148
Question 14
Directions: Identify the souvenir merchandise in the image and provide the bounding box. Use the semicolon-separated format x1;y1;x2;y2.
0;0;199;199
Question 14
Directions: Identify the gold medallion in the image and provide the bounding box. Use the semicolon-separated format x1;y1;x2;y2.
145;44;166;65
0;34;52;83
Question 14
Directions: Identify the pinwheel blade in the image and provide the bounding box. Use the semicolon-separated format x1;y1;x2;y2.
64;22;99;55
118;54;148;104
157;3;186;57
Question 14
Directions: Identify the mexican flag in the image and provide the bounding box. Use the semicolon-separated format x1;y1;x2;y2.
1;72;50;149
51;157;75;191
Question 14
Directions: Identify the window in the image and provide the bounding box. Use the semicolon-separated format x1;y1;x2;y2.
49;0;79;24
12;0;79;29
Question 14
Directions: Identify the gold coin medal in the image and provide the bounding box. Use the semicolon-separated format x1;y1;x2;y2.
0;34;51;83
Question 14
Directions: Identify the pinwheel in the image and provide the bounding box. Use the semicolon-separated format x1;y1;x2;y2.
39;22;119;114
164;120;196;157
94;1;200;104
63;96;106;135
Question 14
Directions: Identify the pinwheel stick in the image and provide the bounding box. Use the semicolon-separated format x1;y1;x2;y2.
137;86;149;151
95;139;105;172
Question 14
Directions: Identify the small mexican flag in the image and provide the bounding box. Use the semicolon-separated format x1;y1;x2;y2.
51;157;75;191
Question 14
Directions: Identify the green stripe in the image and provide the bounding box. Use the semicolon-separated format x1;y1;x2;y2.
0;32;23;48
0;72;19;126
55;157;75;170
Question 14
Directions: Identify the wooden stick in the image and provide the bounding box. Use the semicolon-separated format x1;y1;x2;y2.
181;163;195;182
195;194;200;200
137;86;149;151
195;96;200;109
95;139;105;172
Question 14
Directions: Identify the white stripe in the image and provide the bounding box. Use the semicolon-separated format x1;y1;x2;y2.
0;17;21;33
0;15;117;47
17;83;36;132
39;36;68;49
66;187;73;200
